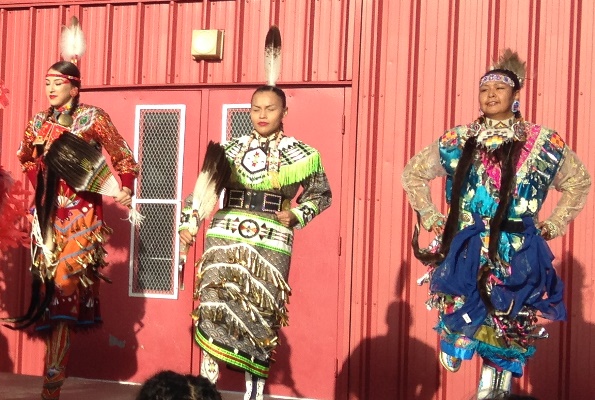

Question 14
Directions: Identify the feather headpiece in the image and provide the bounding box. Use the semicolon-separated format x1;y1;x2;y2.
489;49;526;87
264;26;282;86
60;16;87;65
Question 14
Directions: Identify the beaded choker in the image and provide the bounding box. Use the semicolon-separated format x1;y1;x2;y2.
234;130;284;189
470;117;526;152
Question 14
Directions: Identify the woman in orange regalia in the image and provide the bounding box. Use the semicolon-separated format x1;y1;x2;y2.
9;18;138;400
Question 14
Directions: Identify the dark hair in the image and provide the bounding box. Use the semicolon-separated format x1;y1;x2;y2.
252;85;287;108
476;391;538;400
136;371;222;400
48;61;81;89
413;127;525;275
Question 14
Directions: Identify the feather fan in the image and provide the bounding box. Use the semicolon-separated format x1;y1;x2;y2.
190;141;232;225
264;26;282;86
179;141;231;267
491;48;526;87
60;16;87;64
45;133;144;225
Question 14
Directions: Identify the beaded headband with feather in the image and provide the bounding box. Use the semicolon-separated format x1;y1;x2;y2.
45;16;86;82
480;49;526;89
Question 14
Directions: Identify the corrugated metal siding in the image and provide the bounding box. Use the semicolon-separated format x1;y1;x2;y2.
349;0;595;399
0;0;353;88
1;0;594;399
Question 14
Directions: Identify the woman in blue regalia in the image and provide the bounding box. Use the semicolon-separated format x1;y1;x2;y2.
402;49;591;398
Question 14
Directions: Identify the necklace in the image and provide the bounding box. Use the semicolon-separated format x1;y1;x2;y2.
234;130;284;189
470;117;526;152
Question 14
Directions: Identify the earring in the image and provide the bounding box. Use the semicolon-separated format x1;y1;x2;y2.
511;100;520;113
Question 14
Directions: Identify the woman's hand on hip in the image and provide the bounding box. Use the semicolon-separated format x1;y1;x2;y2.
275;211;298;228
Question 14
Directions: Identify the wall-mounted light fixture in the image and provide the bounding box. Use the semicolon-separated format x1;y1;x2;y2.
191;29;224;61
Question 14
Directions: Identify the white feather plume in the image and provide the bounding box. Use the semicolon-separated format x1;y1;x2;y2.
264;26;282;86
60;16;87;64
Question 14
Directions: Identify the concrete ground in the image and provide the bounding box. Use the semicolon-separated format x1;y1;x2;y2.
0;373;299;400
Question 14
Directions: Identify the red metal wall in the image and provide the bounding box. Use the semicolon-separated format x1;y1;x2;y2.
1;0;594;399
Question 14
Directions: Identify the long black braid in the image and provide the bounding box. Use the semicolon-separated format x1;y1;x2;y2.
4;61;82;329
413;116;526;266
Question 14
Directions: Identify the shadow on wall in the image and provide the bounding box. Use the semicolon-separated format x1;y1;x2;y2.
0;328;14;373
267;330;305;398
68;200;145;381
525;258;595;399
0;241;27;374
334;264;440;399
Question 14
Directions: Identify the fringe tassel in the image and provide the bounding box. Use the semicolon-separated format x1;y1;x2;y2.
126;208;145;226
194;302;279;354
232;151;323;190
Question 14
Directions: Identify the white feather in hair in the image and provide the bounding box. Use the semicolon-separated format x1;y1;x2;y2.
264;26;282;86
60;16;87;64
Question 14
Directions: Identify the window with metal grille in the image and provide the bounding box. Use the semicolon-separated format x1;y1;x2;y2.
222;104;251;141
130;105;186;299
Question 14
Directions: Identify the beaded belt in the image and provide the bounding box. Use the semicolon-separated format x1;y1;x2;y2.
224;189;286;213
500;219;526;233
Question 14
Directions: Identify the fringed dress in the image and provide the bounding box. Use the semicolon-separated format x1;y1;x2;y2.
188;131;331;378
17;104;138;331
402;118;591;376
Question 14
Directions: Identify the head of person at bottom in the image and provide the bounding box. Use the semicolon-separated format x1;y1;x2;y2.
136;370;222;400
250;85;288;137
473;390;538;400
45;61;81;110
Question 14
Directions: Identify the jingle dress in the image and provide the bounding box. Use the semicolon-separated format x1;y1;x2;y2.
188;131;332;378
17;104;138;331
402;117;590;376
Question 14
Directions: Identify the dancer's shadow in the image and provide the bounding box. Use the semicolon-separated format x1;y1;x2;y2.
0;241;27;373
0;265;14;372
335;267;439;399
68;200;145;381
525;257;595;399
0;331;13;372
267;330;305;398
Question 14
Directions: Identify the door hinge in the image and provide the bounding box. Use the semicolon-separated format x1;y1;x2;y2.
338;236;342;256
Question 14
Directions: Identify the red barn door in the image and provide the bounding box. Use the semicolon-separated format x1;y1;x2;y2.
66;89;205;382
66;87;345;400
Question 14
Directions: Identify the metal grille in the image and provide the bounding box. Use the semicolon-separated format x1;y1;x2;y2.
224;106;252;141
137;111;181;199
130;107;184;298
131;203;177;293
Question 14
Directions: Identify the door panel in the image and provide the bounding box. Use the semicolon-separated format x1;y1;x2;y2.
64;87;344;400
67;90;203;382
200;88;344;399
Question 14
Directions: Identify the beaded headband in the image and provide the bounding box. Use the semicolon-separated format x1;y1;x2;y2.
479;73;515;87
46;73;81;82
